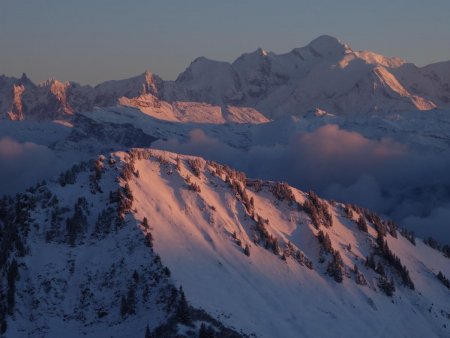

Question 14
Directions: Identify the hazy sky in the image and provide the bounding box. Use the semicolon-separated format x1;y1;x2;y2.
1;0;449;85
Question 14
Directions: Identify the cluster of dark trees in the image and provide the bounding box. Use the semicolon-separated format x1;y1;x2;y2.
363;229;414;296
356;215;368;232
209;162;264;258
188;158;203;178
120;158;139;181
146;284;244;338
399;228;416;245
271;182;296;205
89;156;105;194
246;179;263;193
175;157;182;172
363;208;397;238
92;207;116;240
58;162;88;186
423;237;450;258
353;264;367;286
437;271;450;289
282;241;313;269
208;161;247;187
365;255;383;275
66;197;89;246
209;160;315;269
141;217;154;249
345;204;416;293
376;233;414;290
343;204;353;219
365;255;396;296
303;191;333;229
253;216;280;255
378;276;396;297
317;230;333;254
231;231;243;248
198;323;217;338
120;276;138;317
228;178;254;216
347;204;399;238
317;230;344;283
0;188;39;333
144;284;192;334
244;244;251;256
110;183;134;223
327;251;344;283
186;176;201;193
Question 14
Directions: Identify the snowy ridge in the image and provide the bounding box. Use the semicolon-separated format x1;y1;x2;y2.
1;148;448;337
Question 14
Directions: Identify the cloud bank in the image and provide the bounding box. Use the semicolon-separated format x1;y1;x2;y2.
0;137;57;194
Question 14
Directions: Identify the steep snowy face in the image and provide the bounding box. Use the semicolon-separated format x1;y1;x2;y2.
168;58;242;105
392;61;450;106
306;35;352;57
93;71;164;107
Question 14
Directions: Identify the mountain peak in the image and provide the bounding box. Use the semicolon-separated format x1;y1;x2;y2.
307;35;351;56
255;47;268;57
142;69;160;84
18;72;35;87
143;69;153;78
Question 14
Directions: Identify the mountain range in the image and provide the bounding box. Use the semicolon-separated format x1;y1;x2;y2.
1;35;450;122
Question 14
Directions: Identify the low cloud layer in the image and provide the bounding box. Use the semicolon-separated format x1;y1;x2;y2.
0;137;57;194
154;125;450;244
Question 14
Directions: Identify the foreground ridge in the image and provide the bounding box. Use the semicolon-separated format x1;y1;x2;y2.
0;148;448;337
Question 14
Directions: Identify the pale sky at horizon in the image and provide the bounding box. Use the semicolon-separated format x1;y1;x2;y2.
1;0;449;85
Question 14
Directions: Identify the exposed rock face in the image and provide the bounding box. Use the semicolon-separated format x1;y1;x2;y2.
8;84;25;120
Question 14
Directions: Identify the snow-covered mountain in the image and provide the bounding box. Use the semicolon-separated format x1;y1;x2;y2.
1;149;449;337
2;35;450;121
165;35;450;118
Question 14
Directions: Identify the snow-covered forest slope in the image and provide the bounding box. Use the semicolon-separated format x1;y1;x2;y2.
1;149;449;337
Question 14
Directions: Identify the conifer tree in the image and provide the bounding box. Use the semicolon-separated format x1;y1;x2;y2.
176;287;191;325
244;244;250;256
145;324;151;338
